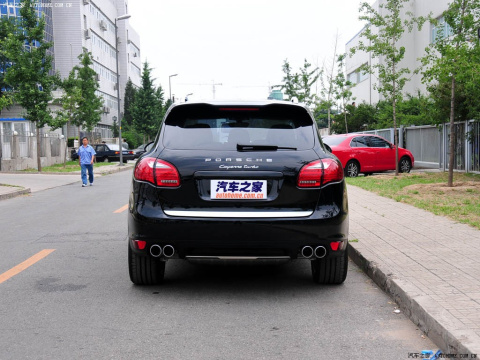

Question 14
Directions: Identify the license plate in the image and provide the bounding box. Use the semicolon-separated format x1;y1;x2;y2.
210;180;267;200
122;151;129;155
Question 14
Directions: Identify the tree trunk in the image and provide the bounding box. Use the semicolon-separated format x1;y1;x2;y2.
64;122;68;168
327;108;331;135
448;76;455;187
344;101;348;134
36;123;42;172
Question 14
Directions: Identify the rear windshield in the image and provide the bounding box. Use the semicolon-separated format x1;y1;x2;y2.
322;136;346;146
163;104;315;150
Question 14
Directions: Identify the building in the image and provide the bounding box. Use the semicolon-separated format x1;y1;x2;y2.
52;0;141;139
345;0;450;105
0;0;142;140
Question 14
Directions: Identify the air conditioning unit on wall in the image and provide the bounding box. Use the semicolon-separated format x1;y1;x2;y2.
83;0;90;5
103;107;110;114
100;20;107;31
84;29;91;40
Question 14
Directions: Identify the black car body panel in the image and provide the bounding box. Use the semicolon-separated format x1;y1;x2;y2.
128;101;349;284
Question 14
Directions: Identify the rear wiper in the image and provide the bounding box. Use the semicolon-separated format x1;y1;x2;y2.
237;144;297;151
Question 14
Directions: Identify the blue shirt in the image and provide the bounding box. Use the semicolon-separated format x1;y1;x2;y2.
78;144;96;165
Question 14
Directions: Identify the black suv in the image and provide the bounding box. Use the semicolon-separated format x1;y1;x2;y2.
128;101;349;285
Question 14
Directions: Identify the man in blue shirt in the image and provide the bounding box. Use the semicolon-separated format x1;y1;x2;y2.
77;137;96;187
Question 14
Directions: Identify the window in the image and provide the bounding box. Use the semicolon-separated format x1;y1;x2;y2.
351;136;368;148
368;136;390;148
431;16;453;43
348;64;369;85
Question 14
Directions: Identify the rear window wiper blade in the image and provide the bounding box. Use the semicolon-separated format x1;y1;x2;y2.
237;144;297;151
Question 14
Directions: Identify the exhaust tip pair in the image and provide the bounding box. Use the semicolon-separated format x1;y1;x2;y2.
301;246;327;259
150;244;175;258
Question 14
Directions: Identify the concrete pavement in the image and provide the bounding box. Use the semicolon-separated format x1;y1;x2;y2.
348;185;480;356
0;163;134;199
0;168;479;356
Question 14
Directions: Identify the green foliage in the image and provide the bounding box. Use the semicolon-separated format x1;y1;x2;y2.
0;16;16;106
351;0;426;137
331;103;376;134
275;59;320;106
112;119;119;138
121;130;143;149
57;49;103;132
333;54;354;132
375;93;437;128
420;0;480;186
123;78;137;128
4;0;60;128
131;61;165;140
421;0;480;123
67;137;76;147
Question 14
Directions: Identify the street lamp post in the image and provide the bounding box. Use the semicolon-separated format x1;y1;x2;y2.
169;74;178;102
115;14;131;166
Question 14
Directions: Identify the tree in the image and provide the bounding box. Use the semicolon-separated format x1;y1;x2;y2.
276;60;299;102
73;49;103;132
4;0;60;171
351;0;426;175
297;59;320;106
123;78;137;129
0;16;16;110
420;0;480;186
132;61;163;141
276;59;320;106
333;54;354;133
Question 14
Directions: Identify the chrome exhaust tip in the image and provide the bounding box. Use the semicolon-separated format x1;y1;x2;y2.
163;245;175;258
314;246;327;259
301;246;314;259
150;244;162;258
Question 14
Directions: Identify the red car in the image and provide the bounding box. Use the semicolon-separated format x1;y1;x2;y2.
322;134;414;177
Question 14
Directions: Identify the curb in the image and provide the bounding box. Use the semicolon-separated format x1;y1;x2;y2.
0;187;31;201
348;243;479;356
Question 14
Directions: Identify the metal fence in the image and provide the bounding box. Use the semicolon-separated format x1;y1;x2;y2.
1;133;63;160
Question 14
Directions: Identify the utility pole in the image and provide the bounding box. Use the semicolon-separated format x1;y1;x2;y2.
212;81;222;99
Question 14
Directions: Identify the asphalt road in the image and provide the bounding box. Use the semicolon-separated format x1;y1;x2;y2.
0;170;437;359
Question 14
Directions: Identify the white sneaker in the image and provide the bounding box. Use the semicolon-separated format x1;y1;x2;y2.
82;184;87;187
90;183;93;186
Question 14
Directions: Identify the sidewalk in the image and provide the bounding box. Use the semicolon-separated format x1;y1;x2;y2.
348;185;480;356
0;163;134;200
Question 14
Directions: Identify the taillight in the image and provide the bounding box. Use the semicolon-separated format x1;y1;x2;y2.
297;159;344;188
298;160;322;187
321;158;344;185
134;157;180;187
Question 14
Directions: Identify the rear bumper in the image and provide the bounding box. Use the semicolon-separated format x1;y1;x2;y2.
128;191;348;260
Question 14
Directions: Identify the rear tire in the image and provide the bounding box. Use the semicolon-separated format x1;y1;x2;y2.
345;161;360;177
103;157;109;163
399;157;411;173
128;245;165;285
311;245;348;284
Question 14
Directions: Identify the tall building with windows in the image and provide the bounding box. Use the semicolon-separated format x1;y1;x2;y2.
345;0;450;105
52;0;142;138
0;0;141;139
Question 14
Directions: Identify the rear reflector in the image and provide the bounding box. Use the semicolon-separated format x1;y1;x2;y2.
134;240;147;250
330;242;340;251
134;157;180;187
297;158;344;188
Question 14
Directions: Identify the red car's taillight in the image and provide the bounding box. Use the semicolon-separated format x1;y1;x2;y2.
297;159;344;188
134;157;180;187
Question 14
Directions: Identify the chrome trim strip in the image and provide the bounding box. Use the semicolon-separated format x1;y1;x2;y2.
185;256;291;261
163;210;313;218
